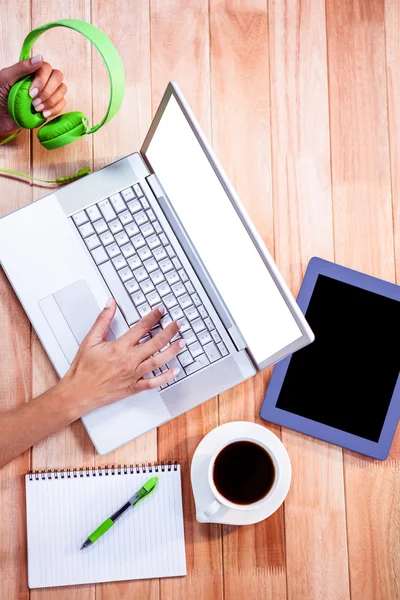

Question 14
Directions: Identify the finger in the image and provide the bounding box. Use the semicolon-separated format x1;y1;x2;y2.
137;338;187;378
137;320;181;361
0;55;43;86
28;61;52;99
134;368;180;393
41;97;66;119
85;298;116;345
32;69;63;104
32;82;67;113
123;306;165;346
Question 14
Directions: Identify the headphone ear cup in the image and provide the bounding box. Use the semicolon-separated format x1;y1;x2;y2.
37;111;88;150
7;75;47;129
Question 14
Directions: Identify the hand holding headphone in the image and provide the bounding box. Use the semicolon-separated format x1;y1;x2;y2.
0;19;125;183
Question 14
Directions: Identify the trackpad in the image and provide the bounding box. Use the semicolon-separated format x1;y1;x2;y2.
39;280;115;363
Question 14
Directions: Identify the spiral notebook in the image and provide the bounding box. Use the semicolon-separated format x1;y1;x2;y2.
25;463;186;589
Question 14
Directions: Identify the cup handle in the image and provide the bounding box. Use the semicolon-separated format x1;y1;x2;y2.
203;499;222;520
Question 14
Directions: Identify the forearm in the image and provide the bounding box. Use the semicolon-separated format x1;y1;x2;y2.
0;377;84;469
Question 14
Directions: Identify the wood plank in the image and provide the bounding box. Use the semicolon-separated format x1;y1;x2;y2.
268;1;350;599
209;2;286;598
91;1;157;598
326;1;399;598
29;2;94;600
0;2;32;598
150;1;223;599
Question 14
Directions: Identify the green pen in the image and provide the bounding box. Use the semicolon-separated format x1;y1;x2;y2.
80;476;158;550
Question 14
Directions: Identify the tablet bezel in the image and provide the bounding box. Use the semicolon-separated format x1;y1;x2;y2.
260;257;400;460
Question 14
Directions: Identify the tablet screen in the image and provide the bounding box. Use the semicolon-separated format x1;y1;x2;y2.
276;274;400;442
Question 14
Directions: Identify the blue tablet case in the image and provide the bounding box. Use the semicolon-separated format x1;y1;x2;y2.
260;257;400;460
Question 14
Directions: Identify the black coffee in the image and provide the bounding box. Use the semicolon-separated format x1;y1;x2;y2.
213;441;275;505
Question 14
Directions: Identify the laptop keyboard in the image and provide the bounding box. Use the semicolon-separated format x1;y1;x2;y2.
72;183;229;386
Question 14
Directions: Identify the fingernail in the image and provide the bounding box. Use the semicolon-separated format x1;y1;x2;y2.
176;319;183;329
29;87;39;99
30;54;42;65
173;367;180;377
158;305;165;315
42;110;51;118
32;97;42;107
179;339;187;348
105;297;114;308
35;103;45;112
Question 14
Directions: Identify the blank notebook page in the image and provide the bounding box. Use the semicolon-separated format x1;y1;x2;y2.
25;466;186;588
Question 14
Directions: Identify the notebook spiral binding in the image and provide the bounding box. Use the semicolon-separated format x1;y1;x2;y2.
28;461;178;481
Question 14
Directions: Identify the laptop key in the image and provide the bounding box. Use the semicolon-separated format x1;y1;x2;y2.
166;245;175;258
198;329;212;345
164;294;177;309
121;243;135;258
178;317;190;332
179;269;189;282
100;230;114;246
185;305;199;321
121;187;135;201
127;254;142;270
140;278;155;294
188;340;202;358
159;258;173;274
153;245;167;261
184;361;202;376
98;199;116;222
133;183;143;197
205;317;214;330
172;257;182;271
182;328;197;345
118;266;133;283
115;231;129;246
196;353;210;368
106;243;120;258
185;281;195;294
98;261;140;325
132;234;146;249
138;245;152;261
140;223;154;237
147;290;161;306
211;330;221;344
141;196;150;209
165;269;180;285
109;219;123;234
112;254;127;270
85;234;100;251
137;302;151;317
178;294;192;310
167;357;185;381
93;218;108;234
150;269;165;285
172;281;186;297
127;198;142;214
125;278;140;294
157;281;171;297
133;266;147;282
86;205;101;222
198;305;208;319
192;318;205;334
218;342;229;356
131;290;146;306
144;257;158;273
79;222;95;238
153;221;162;234
73;211;88;226
170;305;184;321
109;192;126;213
91;245;108;265
119;210;133;226
203;341;221;363
134;211;148;226
192;293;201;306
147;209;156;222
125;222;140;237
160;233;168;246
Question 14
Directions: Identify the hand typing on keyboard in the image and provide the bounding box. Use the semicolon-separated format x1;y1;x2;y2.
63;301;185;411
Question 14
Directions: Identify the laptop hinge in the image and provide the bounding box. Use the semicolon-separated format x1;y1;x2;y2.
146;173;247;353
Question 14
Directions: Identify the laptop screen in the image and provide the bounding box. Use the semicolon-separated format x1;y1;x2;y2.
143;92;302;364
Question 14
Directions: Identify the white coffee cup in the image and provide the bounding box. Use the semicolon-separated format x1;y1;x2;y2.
191;422;291;525
203;436;281;519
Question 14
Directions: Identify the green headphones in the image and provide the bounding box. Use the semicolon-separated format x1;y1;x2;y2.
0;19;124;183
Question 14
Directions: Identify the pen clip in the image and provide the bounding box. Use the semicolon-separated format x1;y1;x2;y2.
132;476;158;507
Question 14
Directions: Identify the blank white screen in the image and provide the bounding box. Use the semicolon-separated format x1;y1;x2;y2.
145;95;301;363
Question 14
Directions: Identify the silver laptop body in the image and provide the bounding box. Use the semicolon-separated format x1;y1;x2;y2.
0;83;313;455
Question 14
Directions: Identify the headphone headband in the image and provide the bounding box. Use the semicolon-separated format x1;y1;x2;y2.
19;19;125;135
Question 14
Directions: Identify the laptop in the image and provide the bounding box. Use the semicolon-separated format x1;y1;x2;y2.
0;82;314;455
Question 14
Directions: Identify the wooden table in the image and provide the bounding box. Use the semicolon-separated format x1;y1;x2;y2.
1;1;399;599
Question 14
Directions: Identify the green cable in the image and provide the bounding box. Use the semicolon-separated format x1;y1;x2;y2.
0;166;91;184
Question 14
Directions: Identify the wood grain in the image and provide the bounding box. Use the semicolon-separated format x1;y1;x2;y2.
150;2;223;599
0;0;399;598
326;1;399;599
268;1;350;599
0;2;32;599
209;2;286;599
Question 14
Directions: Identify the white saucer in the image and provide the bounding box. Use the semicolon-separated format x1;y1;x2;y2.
190;421;291;525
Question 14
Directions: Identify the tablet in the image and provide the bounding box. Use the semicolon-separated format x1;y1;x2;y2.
260;257;400;460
